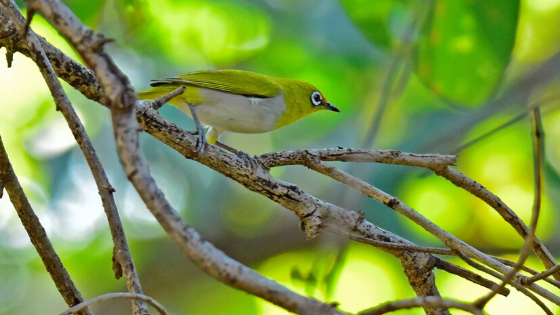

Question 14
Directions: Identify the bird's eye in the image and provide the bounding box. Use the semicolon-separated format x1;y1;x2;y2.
311;91;322;106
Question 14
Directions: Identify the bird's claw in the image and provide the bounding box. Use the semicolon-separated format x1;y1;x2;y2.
214;140;259;175
187;103;206;157
237;151;260;175
191;130;206;157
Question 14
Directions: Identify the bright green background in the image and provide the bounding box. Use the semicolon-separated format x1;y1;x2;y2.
2;0;560;314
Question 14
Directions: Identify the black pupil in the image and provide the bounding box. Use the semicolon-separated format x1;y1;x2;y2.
314;94;321;102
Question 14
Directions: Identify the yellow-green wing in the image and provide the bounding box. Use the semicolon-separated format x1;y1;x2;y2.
152;70;282;98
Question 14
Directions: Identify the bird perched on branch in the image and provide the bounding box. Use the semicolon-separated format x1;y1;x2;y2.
137;69;339;155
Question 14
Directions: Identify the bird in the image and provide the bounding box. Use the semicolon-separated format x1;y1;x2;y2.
137;69;340;155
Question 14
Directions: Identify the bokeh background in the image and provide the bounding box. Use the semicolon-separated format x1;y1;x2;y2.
2;0;560;314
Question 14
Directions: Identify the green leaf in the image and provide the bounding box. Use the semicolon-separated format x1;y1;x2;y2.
414;0;519;105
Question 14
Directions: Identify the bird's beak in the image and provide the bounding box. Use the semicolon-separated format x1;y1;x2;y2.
323;102;340;112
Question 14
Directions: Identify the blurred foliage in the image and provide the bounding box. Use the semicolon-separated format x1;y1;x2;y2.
338;0;412;50
341;0;519;105
514;0;560;63
2;0;560;314
415;0;519;105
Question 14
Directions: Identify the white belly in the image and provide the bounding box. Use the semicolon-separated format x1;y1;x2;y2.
177;88;286;134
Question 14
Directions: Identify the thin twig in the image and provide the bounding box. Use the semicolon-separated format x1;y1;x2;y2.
144;86;185;110
22;6;33;36
473;229;535;308
495;257;560;289
348;233;453;255
0;136;92;315
519;108;550;290
523;264;560;286
260;149;456;170
437;166;558;279
348;232;509;296
59;292;168;315
359;297;483;315
474;107;545;309
1;1;148;313
456;251;553;315
433;259;509;296
303;156;505;267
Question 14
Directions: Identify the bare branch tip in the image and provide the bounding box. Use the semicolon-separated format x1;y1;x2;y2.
90;34;114;52
22;8;35;38
300;215;323;239
147;86;186;110
112;251;123;280
5;49;14;68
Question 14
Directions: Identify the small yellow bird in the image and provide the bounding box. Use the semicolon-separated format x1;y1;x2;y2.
138;69;339;153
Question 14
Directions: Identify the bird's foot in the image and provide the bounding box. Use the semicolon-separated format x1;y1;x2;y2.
237;151;260;175
191;130;206;156
215;141;260;175
187;103;206;157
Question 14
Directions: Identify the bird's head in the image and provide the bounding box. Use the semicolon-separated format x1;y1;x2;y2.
275;78;340;127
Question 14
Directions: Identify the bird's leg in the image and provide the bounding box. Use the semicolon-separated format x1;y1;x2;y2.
216;141;260;173
215;141;240;155
187;103;206;155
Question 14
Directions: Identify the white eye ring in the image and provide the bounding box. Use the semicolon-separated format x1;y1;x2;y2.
311;91;322;106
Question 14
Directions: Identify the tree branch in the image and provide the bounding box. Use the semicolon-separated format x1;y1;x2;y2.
260;149;456;170
473;107;545;311
59;292;168;315
359;297;483;315
0;136;92;315
437;166;558;278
